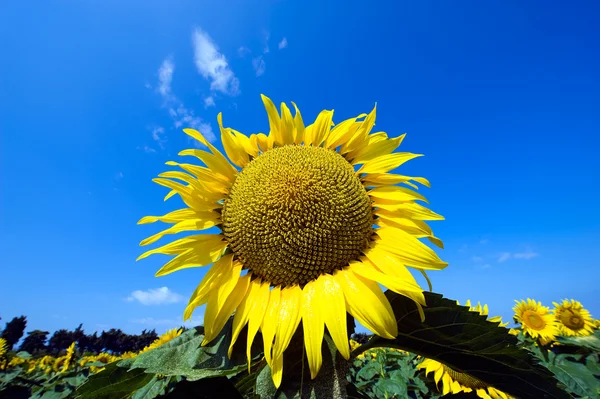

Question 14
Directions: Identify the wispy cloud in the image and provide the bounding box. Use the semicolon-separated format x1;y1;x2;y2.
497;250;539;263
480;238;489;244
278;37;288;49
204;96;215;108
126;287;184;306
192;27;240;96
115;172;124;181
137;145;156;153
472;256;483;262
237;46;251;58
482;264;492;269
252;56;266;76
154;59;216;142
262;30;270;54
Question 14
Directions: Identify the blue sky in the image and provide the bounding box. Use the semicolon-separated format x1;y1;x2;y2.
1;0;599;338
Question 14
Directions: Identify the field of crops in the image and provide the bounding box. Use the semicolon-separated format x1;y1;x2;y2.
1;296;598;399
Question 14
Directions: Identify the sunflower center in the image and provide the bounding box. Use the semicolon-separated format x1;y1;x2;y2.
560;310;584;330
445;366;488;390
221;145;374;286
523;310;546;330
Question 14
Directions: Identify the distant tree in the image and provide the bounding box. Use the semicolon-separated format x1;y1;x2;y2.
1;316;27;350
351;332;371;344
19;330;49;354
47;329;75;354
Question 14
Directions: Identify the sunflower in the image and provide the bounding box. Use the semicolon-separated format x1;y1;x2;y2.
60;342;76;372
418;358;513;398
552;299;595;337
0;338;7;358
138;95;447;387
459;300;509;327
513;299;558;341
139;328;183;353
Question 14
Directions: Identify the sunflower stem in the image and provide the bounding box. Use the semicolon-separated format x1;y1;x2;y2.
535;338;549;363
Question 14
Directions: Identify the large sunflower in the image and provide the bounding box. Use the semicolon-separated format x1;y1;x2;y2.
513;299;558;341
138;95;447;386
418;358;513;399
552;299;595;337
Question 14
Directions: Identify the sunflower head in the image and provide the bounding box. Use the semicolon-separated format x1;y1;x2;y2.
513;299;558;341
552;299;595;337
418;358;513;398
0;338;7;358
138;95;447;387
140;328;183;353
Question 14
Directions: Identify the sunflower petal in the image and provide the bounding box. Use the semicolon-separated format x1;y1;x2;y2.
374;202;444;220
262;286;281;364
182;129;237;181
357;152;423;175
246;281;270;372
138;208;198;224
316;275;350;360
154;236;227;276
219;113;250;168
273;285;302;360
271;352;284;389
280;102;295;145
184;254;234;320
324;118;362;150
306;109;333;147
375;227;448;270
335;269;397;339
301;280;324;379
139;213;220;246
369;186;428;204
228;278;262;358
351;135;405;165
261;94;283;146
291;102;305;144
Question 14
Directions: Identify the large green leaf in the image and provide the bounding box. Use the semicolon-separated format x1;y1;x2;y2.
556;330;600;352
131;375;172;399
124;321;261;381
361;291;570;399
74;360;155;399
541;353;600;398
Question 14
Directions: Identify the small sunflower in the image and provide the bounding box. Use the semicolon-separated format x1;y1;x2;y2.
459;300;510;327
0;338;7;358
60;342;76;373
552;299;595;337
139;328;183;353
418;358;513;398
138;95;447;387
594;319;600;329
513;299;558;341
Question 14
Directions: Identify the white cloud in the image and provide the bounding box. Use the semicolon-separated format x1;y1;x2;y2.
144;82;151;89
479;239;489;244
497;252;512;263
237;46;251;58
192;27;240;96
278;37;288;49
252;56;266;77
513;251;539;260
482;264;491;269
157;59;175;98
126;287;184;306
471;256;483;262
262;30;270;54
204;96;215;107
153;59;216;143
115;172;124;180
138;145;156;153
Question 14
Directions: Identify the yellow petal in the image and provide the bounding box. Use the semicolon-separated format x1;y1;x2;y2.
165;161;230;191
154;236;227;276
279;102;295;145
375;227;448;270
374;202;444;221
271;352;284;389
305;109;333;147
203;273;250;345
246;281;270;371
199;260;242;335
182;129;237;181
352;258;425;306
139;213;220;246
357;152;423;175
324;118;362;150
262;286;281;364
184;254;234;320
369;186;428;204
272;285;302;360
341;105;376;155
138;208;198;224
261;94;283;146
335;269;397;339
316;275;350;360
157;171;222;200
351;135;404;165
219;113;250;168
362;173;430;189
256;133;271;152
178;148;236;183
291;102;305;144
301;280;324;379
228;278;262;358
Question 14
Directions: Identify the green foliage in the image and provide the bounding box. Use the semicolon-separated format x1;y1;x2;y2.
360;291;570;399
74;360;155;399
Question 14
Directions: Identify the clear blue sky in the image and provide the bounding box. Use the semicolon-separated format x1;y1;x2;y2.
1;0;599;338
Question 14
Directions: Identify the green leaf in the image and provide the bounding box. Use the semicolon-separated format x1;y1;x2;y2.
126;321;261;381
362;291;570;399
131;375;171;399
373;379;407;399
556;330;600;352
159;377;243;399
15;352;31;359
356;363;380;381
74;360;155;399
546;352;600;398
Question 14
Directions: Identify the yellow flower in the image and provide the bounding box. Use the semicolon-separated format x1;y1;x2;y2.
60;342;76;373
513;299;558;341
119;351;138;359
139;328;183;354
458;300;510;327
552;299;595;337
138;95;447;387
508;328;520;336
594;319;600;329
0;338;7;358
349;339;361;351
418;358;513;398
53;356;66;373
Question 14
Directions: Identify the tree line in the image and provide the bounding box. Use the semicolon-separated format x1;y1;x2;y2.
0;315;185;357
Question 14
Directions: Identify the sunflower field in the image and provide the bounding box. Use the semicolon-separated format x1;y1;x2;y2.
2;97;599;398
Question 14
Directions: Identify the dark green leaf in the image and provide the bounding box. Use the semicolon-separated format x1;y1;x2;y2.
372;379;406;399
74;361;155;399
546;352;600;398
556;330;600;352
362;291;569;399
160;377;243;399
131;375;171;399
